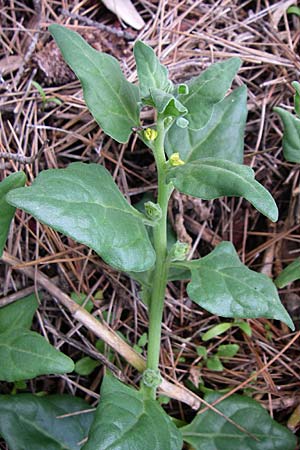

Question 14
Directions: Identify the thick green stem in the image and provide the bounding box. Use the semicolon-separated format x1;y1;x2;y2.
143;117;172;399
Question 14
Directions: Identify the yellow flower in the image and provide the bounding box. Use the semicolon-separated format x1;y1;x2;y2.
144;128;158;141
169;152;185;166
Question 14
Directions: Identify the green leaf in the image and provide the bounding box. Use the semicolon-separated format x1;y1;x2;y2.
168;158;278;222
71;292;93;313
292;81;300;117
180;57;242;130
206;356;224;372
235;320;252;336
0;293;38;332
176;242;294;330
32;80;47;102
133;41;172;98
181;393;297;450
6;163;155;273
196;345;207;358
275;258;300;288
165;86;247;164
167;265;191;281
49;24;140;143
148;88;187;117
82;374;183;450
287;5;300;17
0;328;74;382
0;172;26;257
274;107;300;163
0;394;94;449
216;344;239;358
202;323;233;341
75;357;101;376
137;332;148;347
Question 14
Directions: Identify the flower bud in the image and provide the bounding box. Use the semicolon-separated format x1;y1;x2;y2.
169;152;185;167
144;201;162;222
170;241;189;261
144;127;158;141
142;369;162;388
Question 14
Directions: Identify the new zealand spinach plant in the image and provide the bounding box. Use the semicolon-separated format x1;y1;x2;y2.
274;82;300;288
0;25;297;449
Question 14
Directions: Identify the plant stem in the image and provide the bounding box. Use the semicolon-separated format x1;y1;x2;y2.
144;116;173;399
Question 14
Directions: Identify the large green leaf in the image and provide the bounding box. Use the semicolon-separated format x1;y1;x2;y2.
180;58;242;130
0;394;94;450
6;163;155;272
275;258;300;288
165;86;247;163
0;293;38;332
49;24;140;143
167;158;278;222
174;242;294;329
181;393;297;450
83;374;183;450
0;171;26;257
0;328;74;381
133;41;172;98
274;107;300;163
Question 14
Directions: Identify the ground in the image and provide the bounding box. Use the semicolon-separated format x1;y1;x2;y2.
0;1;300;448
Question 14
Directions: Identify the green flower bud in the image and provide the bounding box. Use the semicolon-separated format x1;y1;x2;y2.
170;241;190;261
176;117;189;128
177;83;189;95
142;369;162;388
164;116;173;127
144;201;162;222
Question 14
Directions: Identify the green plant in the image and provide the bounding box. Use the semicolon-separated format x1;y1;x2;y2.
32;80;63;110
287;5;300;18
0;293;74;382
196;343;239;373
274;82;300;288
0;25;297;449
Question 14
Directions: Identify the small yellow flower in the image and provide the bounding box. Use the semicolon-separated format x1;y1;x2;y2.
169;152;185;166
144;128;158;141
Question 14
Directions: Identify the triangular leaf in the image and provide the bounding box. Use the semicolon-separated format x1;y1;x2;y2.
0;394;94;449
274;107;300;163
6;163;155;273
165;86;247;163
0;171;26;257
0;293;38;332
275;258;300;288
182;393;297;450
174;242;294;329
180;58;242;130
134;41;172;98
167;158;278;222
0;328;74;381
82;374;183;450
49;24;140;143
